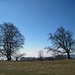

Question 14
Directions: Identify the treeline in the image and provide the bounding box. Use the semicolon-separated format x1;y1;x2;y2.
20;55;66;61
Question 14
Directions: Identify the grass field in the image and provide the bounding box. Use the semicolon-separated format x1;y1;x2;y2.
0;59;75;75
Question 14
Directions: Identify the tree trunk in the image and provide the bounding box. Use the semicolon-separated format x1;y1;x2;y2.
16;57;18;61
67;51;71;59
7;49;11;61
7;54;11;61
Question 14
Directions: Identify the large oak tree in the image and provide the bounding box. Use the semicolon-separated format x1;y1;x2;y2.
0;22;25;61
47;27;75;59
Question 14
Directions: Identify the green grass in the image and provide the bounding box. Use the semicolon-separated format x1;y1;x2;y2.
0;59;75;75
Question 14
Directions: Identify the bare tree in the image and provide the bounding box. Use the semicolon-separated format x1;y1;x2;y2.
13;51;26;61
0;22;25;61
46;27;75;59
38;50;44;61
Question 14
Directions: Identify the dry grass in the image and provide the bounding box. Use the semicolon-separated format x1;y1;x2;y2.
0;59;75;75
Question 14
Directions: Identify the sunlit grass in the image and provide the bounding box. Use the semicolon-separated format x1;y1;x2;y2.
0;59;75;75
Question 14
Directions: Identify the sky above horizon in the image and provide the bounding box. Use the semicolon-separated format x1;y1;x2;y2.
0;0;75;57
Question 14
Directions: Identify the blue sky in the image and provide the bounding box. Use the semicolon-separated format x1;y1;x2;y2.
0;0;75;57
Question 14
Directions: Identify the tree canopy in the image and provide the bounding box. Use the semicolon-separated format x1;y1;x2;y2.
46;27;75;59
0;22;25;61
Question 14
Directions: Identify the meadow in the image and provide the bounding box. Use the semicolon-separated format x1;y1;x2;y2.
0;59;75;75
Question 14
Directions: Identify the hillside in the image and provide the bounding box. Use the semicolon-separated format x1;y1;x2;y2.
0;59;75;75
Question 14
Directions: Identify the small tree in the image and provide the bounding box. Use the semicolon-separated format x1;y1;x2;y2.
46;27;75;59
0;22;25;61
13;51;26;61
38;50;44;61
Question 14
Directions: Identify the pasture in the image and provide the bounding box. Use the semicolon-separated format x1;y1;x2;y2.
0;59;75;75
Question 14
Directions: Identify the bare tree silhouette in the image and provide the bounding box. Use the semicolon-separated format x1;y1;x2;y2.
0;22;25;61
46;27;75;59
